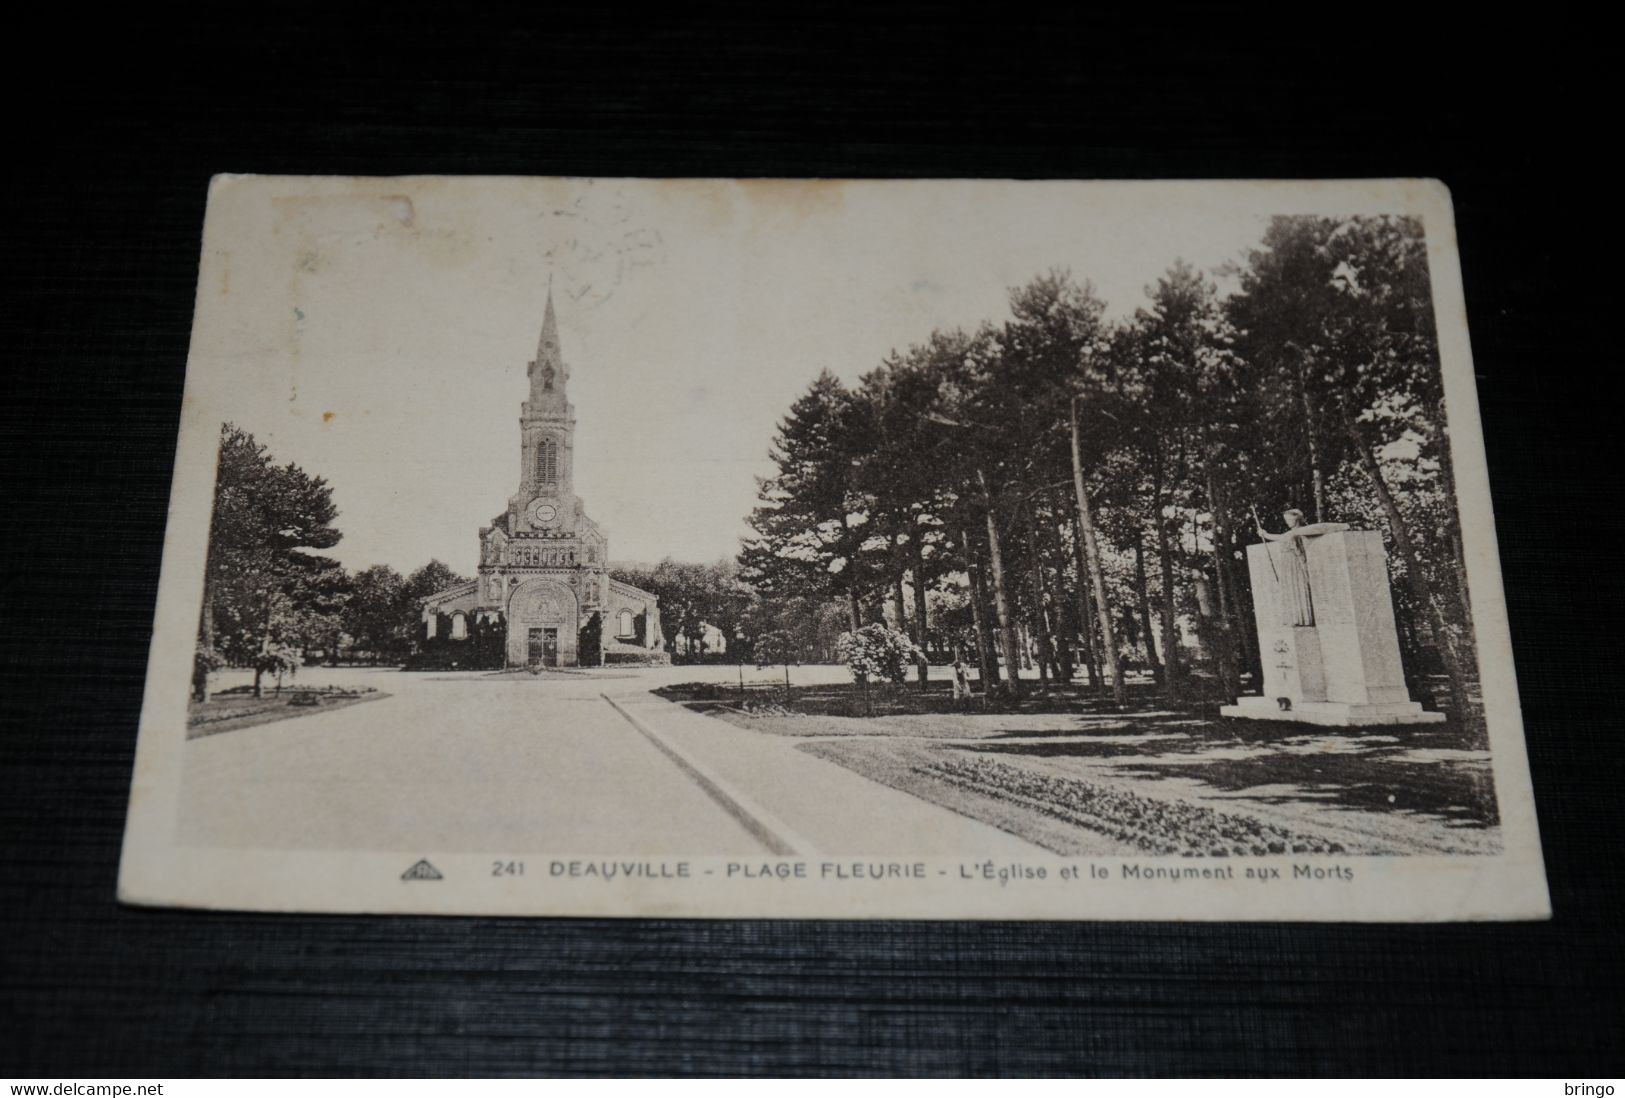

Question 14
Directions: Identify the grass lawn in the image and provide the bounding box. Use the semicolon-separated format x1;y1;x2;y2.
656;675;1500;857
186;686;390;739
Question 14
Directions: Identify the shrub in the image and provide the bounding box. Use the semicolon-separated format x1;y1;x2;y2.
835;624;925;685
578;612;603;667
401;647;502;671
605;650;671;666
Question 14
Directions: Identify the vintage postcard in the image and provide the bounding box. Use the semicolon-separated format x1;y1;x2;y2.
117;176;1549;920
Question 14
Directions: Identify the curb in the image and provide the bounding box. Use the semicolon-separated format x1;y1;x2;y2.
600;693;813;857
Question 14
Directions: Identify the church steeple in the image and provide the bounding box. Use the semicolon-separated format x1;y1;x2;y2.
517;283;576;515
528;281;566;402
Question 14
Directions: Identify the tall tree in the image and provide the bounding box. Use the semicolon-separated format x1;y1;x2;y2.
739;372;873;629
1123;260;1231;701
1229;215;1473;711
914;326;1028;698
203;423;345;697
996;271;1125;702
852;351;961;688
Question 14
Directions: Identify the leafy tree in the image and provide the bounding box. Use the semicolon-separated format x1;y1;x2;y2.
344;564;407;661
402;560;470;607
202;423;345;697
753;629;800;691
742;593;834;673
401;560;471;645
254;644;302;695
613;558;753;659
696;559;756;659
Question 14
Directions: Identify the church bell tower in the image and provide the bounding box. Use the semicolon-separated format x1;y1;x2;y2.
422;283;665;668
514;286;577;531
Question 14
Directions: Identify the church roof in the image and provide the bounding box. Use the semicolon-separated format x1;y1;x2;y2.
421;579;478;608
609;577;660;604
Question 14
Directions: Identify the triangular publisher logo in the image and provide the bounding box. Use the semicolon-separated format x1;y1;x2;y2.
401;858;444;881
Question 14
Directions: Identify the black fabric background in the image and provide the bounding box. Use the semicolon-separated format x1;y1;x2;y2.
3;12;1621;1078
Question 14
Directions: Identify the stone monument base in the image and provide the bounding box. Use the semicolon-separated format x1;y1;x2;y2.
1223;530;1447;728
1219;695;1446;727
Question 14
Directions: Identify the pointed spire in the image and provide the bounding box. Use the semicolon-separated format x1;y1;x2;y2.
537;276;560;363
529;278;566;399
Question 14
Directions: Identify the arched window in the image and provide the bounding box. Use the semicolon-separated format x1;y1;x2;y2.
535;438;558;486
451;612;467;640
618;609;635;638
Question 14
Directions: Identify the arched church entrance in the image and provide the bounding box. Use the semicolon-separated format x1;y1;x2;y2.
506;578;579;668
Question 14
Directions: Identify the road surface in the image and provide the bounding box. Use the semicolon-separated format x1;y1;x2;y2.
180;666;1039;857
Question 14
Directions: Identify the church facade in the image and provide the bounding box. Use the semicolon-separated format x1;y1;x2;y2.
420;291;664;667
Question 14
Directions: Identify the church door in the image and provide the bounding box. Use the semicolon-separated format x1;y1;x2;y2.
528;627;559;667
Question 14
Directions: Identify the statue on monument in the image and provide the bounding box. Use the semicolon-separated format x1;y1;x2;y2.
1221;501;1443;726
1251;505;1350;626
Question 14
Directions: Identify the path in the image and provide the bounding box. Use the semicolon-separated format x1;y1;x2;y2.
180;666;1041;857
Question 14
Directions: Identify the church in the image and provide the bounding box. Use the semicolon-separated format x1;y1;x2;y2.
420;290;665;667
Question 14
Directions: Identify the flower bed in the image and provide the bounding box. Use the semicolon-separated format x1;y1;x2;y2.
924;755;1343;857
660;681;736;701
215;684;380;698
189;685;384;729
190;703;287;726
739;697;795;718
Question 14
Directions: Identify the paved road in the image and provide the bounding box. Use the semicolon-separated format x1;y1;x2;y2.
181;666;1039;857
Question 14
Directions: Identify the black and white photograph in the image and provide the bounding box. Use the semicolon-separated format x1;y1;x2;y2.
12;12;1625;1082
115;176;1546;921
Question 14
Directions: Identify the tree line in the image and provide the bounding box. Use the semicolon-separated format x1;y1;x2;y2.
738;215;1478;714
194;215;1476;712
195;425;777;695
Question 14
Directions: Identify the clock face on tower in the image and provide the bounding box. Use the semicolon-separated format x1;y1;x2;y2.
529;501;558;526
